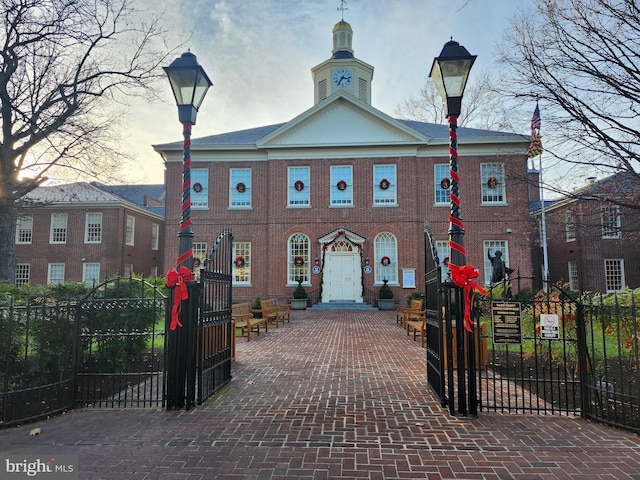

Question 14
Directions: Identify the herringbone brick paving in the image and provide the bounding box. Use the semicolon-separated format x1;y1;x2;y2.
1;310;640;479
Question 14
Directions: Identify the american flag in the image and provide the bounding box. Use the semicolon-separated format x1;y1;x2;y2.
531;102;541;138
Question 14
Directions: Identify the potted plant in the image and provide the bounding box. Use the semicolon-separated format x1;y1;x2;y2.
290;279;308;310
377;279;395;310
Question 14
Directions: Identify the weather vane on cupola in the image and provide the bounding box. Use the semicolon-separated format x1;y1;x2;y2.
337;0;348;20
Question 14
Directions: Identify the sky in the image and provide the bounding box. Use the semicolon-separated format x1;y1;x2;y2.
125;0;529;185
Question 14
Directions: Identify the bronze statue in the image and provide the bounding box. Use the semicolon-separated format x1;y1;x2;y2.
488;250;506;283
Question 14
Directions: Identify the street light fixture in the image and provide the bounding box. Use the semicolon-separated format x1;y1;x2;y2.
164;52;213;270
429;39;476;268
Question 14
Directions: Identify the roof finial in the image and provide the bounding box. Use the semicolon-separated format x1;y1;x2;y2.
337;0;348;20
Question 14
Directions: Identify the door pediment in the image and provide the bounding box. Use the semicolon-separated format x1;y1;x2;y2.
318;226;366;246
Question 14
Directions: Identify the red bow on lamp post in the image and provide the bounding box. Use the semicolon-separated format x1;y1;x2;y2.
165;266;194;330
448;263;487;332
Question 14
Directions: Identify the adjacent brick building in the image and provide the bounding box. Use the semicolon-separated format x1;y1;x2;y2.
532;171;639;292
155;19;535;305
15;182;165;285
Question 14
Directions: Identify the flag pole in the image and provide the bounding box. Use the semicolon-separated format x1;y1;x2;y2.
528;102;549;291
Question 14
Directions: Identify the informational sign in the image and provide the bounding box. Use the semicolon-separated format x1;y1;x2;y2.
539;313;559;339
492;301;522;344
363;265;372;275
312;265;321;275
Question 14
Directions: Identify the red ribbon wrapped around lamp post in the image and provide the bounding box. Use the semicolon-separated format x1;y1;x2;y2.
165;266;194;330
448;263;487;332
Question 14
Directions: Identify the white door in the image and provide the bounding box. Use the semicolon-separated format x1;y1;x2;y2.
322;253;362;302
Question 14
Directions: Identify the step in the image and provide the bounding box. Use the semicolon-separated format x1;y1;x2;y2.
307;301;378;311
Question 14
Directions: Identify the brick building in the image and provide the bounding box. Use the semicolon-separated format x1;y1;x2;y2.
15;182;165;285
532;171;640;293
155;20;534;304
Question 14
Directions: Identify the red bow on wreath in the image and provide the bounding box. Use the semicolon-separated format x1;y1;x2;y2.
165;266;194;330
448;263;487;332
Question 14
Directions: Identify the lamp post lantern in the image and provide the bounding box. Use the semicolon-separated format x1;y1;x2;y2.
429;39;476;269
164;52;213;271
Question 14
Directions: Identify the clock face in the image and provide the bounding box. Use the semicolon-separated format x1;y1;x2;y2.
333;68;352;87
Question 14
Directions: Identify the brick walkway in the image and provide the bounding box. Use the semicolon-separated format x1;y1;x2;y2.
1;310;640;479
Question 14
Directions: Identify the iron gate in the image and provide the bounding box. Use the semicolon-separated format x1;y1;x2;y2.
166;229;234;410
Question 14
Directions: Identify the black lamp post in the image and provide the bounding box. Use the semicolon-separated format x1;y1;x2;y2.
164;52;213;271
429;39;476;269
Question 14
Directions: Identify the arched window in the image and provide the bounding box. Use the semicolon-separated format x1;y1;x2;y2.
374;232;398;285
288;233;310;285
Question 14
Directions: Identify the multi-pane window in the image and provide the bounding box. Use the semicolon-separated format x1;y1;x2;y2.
601;206;621;239
568;260;579;291
434;164;450;205
125;215;135;245
435;240;449;282
288;233;310;284
193;242;208;270
123;264;134;277
604;259;625;292
288;167;310;207
83;263;101;285
373;165;397;205
233;242;251;285
48;263;65;284
330;165;353;206
230;168;252;208
151;223;159;250
565;210;576;242
50;213;67;244
16;215;33;244
374;232;398;284
15;264;30;286
85;213;102;243
480;163;506;204
483;240;509;285
191;168;209;209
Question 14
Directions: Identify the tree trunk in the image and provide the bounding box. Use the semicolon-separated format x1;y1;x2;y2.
0;198;17;283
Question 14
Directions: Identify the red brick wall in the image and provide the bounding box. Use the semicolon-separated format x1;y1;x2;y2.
165;152;534;302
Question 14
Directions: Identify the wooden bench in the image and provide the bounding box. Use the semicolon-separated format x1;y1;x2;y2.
396;299;423;326
232;302;267;341
406;308;438;348
259;298;290;327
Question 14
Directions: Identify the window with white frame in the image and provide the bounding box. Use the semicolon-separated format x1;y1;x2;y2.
15;264;30;286
330;165;353;206
288;233;310;284
435;240;450;282
565;210;576;242
151;223;159;250
83;263;101;285
85;212;102;243
568;260;579;291
230;168;252;208
50;213;67;244
16;215;33;244
601;206;621;239
288;166;310;207
125;215;135;245
191;168;209;209
480;163;506;204
123;264;134;277
374;232;398;284
193;242;207;269
483;240;509;285
434;164;450;205
604;259;625;292
373;164;397;205
48;263;65;284
233;242;251;285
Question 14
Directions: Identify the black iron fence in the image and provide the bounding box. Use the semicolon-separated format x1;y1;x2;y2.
471;287;640;434
0;277;167;427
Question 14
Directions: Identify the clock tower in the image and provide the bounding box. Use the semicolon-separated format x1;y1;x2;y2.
311;19;374;105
